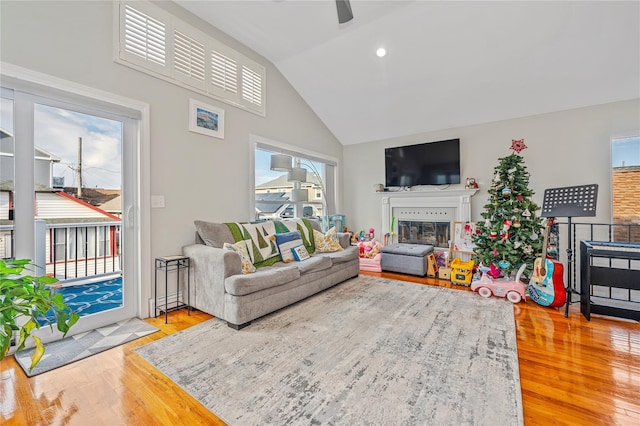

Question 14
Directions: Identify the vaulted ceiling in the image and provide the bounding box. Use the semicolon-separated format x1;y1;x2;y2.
175;1;640;145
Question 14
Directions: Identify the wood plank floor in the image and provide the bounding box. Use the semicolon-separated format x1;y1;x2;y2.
1;272;638;425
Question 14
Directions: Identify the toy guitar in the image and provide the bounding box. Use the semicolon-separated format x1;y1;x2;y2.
528;217;567;307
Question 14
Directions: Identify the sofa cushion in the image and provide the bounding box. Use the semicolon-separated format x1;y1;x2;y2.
195;220;235;248
313;227;343;253
274;231;303;263
314;246;359;264
224;265;300;296
223;241;256;274
296;255;331;274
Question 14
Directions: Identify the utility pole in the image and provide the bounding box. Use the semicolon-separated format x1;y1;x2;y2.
77;136;82;197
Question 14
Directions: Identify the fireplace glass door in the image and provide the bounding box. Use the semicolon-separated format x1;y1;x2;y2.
398;221;450;248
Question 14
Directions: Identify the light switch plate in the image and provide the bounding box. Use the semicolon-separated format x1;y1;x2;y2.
151;195;165;208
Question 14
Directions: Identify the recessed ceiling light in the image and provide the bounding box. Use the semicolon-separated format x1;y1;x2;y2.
376;47;386;58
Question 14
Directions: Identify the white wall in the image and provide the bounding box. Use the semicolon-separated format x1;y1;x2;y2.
0;1;342;273
343;99;640;236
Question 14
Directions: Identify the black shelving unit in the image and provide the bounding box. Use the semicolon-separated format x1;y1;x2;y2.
154;255;191;324
580;240;640;321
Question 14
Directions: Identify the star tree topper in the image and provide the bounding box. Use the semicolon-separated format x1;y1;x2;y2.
510;138;527;153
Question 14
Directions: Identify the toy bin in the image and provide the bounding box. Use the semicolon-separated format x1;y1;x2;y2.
451;258;475;286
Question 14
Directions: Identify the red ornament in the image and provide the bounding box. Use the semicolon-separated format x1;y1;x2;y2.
511;139;527;153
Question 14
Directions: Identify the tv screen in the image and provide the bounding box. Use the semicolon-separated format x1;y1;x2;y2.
385;139;460;187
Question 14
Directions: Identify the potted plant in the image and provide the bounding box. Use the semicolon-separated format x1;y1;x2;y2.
0;259;79;372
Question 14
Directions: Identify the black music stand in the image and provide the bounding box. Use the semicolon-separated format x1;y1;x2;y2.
540;184;598;317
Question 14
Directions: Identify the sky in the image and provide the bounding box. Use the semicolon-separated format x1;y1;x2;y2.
35;104;122;189
611;136;640;167
255;148;284;185
0;97;122;189
254;149;325;187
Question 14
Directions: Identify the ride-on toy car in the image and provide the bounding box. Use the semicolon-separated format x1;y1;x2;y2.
470;263;527;303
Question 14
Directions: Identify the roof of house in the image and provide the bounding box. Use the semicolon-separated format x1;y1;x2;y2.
256;172;322;189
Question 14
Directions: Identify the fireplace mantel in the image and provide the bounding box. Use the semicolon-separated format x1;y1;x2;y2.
380;188;478;242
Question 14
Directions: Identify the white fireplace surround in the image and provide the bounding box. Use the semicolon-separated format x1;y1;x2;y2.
381;188;478;244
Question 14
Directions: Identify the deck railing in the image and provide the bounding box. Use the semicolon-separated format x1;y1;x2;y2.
46;221;121;281
0;221;121;282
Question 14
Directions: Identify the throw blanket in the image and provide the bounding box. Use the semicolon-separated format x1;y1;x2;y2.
225;218;315;268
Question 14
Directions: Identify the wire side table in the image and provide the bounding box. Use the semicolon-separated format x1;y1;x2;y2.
154;255;190;324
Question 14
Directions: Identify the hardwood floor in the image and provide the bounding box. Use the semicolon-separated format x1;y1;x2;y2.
1;273;638;425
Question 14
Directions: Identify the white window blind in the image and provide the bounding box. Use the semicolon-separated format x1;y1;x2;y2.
242;66;263;107
116;1;266;116
174;30;205;82
211;50;237;94
124;5;166;66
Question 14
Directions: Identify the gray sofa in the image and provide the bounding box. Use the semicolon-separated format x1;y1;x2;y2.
182;218;359;329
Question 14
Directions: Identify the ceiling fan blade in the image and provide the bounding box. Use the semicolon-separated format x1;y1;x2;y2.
336;0;353;24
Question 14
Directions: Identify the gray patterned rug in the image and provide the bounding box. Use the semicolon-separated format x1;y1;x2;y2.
16;317;158;377
136;276;523;425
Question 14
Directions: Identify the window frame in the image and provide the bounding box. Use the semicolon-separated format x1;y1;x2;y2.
611;133;640;225
251;135;339;222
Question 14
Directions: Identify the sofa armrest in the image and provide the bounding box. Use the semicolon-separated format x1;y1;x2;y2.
183;243;242;278
337;232;351;249
182;243;242;318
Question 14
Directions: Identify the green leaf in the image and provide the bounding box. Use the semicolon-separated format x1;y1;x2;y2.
29;335;45;372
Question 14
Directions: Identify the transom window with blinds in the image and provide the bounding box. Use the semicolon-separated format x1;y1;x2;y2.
115;1;266;116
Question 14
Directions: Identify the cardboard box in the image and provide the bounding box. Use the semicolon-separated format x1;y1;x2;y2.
438;266;452;280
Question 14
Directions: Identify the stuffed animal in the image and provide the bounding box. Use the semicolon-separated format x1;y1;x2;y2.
357;239;381;258
465;177;479;189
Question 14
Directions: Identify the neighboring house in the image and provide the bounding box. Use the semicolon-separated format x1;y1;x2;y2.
256;172;324;203
0;182;120;279
0;128;62;189
0;132;121;274
255;173;324;219
612;165;640;241
99;194;122;217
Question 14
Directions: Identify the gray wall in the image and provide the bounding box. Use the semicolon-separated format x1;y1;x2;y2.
0;1;342;263
343;99;640;236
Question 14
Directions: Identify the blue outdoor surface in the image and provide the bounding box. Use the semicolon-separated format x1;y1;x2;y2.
39;276;123;325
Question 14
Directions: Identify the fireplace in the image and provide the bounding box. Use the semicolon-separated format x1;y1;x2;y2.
380;188;478;246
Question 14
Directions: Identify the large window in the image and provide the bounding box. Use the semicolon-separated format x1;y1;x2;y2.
253;142;337;223
611;135;640;242
115;1;266;116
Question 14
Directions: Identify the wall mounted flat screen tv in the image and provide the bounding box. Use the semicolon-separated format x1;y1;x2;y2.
385;139;460;187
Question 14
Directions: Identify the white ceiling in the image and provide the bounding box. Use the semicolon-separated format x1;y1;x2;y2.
175;0;640;145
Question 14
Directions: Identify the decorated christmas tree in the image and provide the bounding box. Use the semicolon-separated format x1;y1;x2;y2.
472;139;544;278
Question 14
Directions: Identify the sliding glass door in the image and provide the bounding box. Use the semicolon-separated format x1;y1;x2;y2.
1;86;139;342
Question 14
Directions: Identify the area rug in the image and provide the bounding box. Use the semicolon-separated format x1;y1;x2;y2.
136;276;523;425
16;317;158;377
